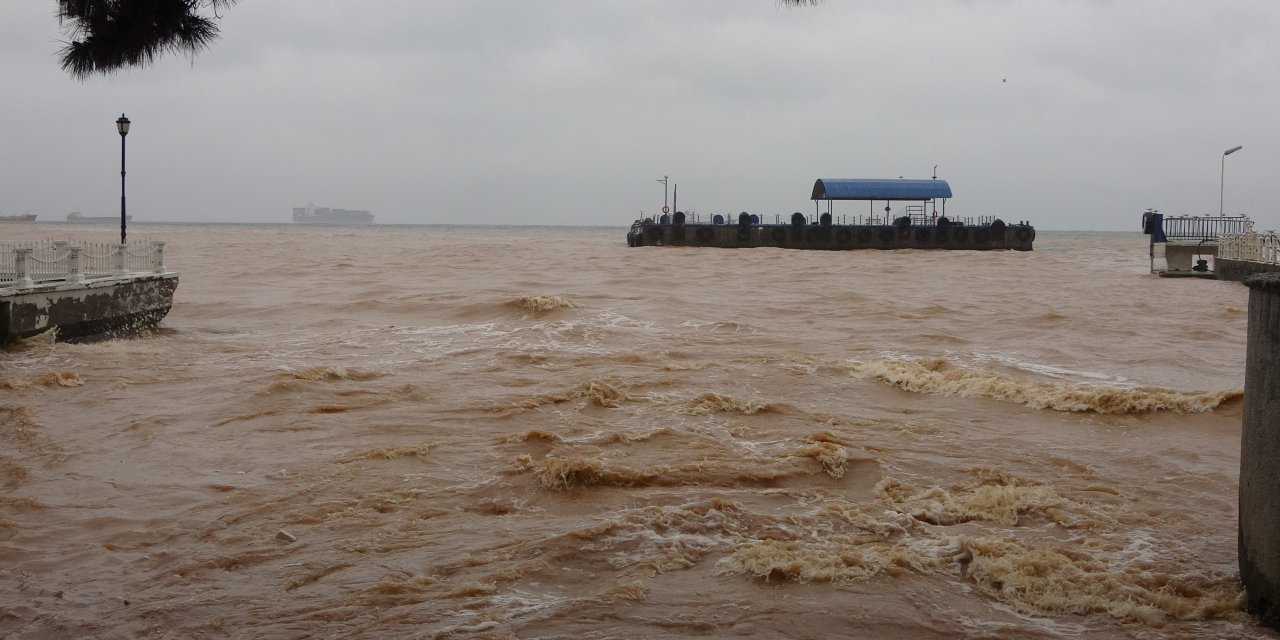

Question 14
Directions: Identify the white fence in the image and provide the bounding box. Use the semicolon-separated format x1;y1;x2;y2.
0;239;167;289
1219;232;1280;265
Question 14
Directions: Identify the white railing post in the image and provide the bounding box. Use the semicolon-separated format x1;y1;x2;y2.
14;248;34;288
115;243;128;276
1151;242;1168;272
66;247;84;284
152;241;166;273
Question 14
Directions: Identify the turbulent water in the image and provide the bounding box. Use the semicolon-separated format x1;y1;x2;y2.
0;224;1272;639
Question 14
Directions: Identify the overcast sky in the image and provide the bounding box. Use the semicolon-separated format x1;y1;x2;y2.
2;1;1274;230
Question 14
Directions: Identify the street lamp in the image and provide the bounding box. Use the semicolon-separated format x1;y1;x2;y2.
656;175;669;214
1221;145;1242;217
117;113;130;244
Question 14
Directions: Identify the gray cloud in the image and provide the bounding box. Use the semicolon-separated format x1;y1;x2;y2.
2;0;1274;231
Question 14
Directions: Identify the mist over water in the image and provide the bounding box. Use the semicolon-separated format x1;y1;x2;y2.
1;224;1270;638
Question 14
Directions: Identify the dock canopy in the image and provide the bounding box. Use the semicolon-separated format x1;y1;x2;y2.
811;179;952;201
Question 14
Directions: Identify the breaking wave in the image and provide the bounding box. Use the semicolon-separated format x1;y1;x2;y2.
0;371;84;389
510;295;579;313
288;366;384;382
338;442;435;463
489;379;634;412
850;358;1241;414
685;393;781;415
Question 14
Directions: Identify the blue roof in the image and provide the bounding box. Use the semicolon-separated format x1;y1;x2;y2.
811;179;952;201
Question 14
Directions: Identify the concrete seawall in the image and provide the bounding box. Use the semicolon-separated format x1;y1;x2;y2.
627;222;1035;251
1;273;178;345
1241;272;1280;628
1217;258;1280;283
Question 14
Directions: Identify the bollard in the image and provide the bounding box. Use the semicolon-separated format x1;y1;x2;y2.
1241;272;1280;628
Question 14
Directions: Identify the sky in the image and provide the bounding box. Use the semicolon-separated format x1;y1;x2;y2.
1;0;1275;230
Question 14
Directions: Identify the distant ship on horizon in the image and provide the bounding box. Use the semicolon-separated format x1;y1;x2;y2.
0;213;37;222
67;212;130;223
292;204;375;225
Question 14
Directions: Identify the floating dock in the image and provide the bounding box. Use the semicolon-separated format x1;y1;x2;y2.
627;178;1035;251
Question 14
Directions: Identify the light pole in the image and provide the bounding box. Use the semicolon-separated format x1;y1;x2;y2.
656;175;669;214
1221;145;1242;217
117;114;130;244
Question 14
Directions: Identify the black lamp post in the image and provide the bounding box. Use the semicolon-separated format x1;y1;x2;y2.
117;113;130;244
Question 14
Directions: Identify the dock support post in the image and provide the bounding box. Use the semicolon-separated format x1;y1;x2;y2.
1151;242;1168;272
1240;272;1280;629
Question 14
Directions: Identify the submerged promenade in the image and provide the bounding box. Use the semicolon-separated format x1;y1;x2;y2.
0;238;178;345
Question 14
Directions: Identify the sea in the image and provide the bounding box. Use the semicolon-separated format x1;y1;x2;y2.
0;223;1273;639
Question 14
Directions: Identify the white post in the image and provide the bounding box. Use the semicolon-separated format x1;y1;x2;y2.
152;241;166;273
14;248;34;288
1151;242;1168;273
115;243;128;276
66;247;84;284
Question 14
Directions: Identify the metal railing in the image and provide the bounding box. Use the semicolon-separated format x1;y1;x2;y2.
0;238;167;289
1161;215;1253;242
1220;232;1280;265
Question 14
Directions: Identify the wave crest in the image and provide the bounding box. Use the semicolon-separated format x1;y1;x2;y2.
0;371;84;389
851;358;1240;414
685;393;780;415
289;366;384;382
491;379;634;412
510;295;579;313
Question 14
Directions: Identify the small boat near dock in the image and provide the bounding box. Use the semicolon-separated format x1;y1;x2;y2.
627;178;1035;251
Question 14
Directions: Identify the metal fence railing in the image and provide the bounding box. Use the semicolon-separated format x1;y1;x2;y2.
0;239;168;289
1220;232;1280;265
1162;215;1254;242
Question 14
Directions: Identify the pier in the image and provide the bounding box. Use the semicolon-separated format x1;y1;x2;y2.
1142;210;1256;278
627;178;1035;251
1216;233;1280;282
1;239;178;345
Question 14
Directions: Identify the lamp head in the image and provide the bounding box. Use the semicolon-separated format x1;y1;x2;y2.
117;114;130;136
1225;145;1243;156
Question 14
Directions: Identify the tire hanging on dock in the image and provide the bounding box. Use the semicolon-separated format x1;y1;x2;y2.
836;229;853;244
696;227;714;242
770;227;787;243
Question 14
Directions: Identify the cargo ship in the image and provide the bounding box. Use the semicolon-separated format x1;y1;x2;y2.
67;212;130;223
0;214;37;222
292;205;375;225
627;178;1035;251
